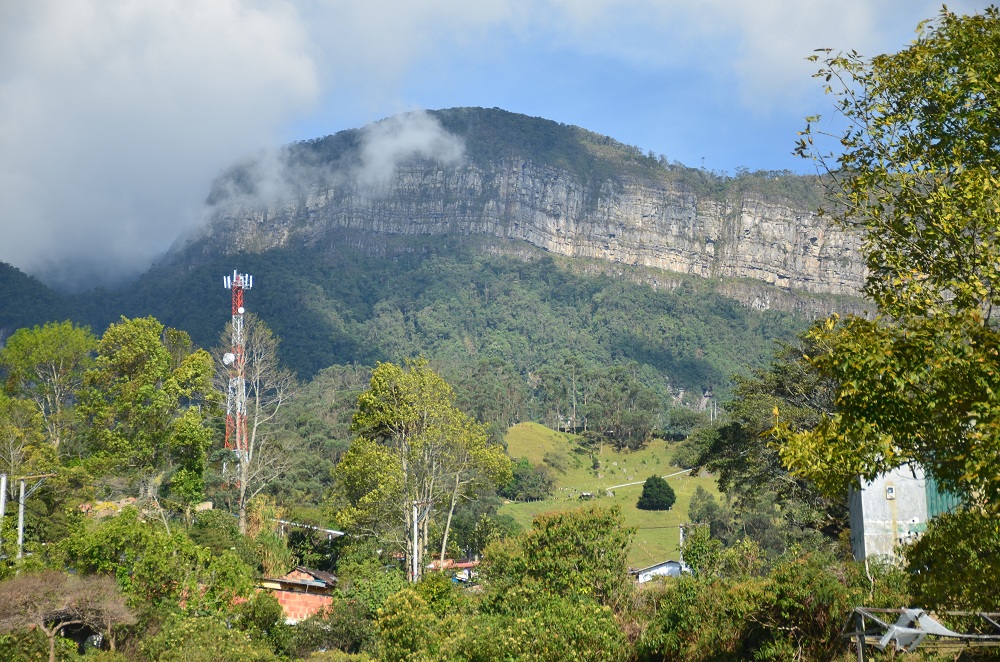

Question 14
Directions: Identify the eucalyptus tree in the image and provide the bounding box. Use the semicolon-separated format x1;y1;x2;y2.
0;321;96;451
333;359;510;581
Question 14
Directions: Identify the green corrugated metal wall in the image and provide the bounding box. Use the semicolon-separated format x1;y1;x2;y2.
925;474;963;518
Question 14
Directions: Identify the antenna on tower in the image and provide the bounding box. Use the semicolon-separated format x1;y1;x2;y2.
223;270;253;484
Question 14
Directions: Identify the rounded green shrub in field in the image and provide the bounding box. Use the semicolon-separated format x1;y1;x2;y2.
637;475;675;511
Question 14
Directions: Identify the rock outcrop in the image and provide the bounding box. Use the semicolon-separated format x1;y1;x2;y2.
204;119;865;296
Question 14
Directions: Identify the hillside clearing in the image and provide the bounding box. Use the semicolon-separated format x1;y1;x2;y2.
499;422;721;568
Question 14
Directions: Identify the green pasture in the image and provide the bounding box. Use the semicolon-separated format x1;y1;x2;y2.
499;422;721;569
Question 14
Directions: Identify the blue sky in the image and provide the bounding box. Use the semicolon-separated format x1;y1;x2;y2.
0;0;991;285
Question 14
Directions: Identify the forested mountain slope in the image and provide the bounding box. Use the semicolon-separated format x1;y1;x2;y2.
0;235;825;414
0;107;868;418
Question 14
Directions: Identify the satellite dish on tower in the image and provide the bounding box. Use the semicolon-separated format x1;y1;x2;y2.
223;352;236;366
238;306;245;314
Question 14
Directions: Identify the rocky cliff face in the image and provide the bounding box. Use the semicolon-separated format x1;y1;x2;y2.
205;157;865;296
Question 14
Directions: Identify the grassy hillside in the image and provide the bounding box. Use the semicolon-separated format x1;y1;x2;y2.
500;422;721;568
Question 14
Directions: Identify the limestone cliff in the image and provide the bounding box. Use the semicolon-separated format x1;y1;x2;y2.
202;108;865;296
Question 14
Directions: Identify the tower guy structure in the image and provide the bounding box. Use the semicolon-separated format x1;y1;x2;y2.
223;270;253;481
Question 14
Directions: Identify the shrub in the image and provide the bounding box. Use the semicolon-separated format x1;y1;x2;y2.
637;475;676;511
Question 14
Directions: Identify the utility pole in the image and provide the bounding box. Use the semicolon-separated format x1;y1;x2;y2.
11;474;53;563
0;474;7;556
16;479;24;559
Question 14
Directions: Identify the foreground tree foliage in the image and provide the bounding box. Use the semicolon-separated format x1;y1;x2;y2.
60;507;255;612
376;506;632;662
636;529;910;662
904;509;1000;612
480;506;634;610
79;316;215;502
333;359;511;580
785;6;1000;509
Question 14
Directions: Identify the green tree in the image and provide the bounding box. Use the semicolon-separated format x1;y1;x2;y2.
700;339;846;556
786;6;1000;508
445;593;629;662
0;392;46;478
0;321;96;451
61;507;254;612
334;359;510;581
481;506;634;609
376;589;442;662
636;475;676;511
141;614;280;662
904;509;1000;611
78;317;215;504
497;457;555;502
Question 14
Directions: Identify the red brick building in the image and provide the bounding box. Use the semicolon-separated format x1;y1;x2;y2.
259;567;337;623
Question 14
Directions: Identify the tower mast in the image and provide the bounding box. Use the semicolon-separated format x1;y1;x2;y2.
223;270;253;472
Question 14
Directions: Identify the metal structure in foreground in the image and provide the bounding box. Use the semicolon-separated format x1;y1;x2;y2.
847;608;1000;660
223;271;253;481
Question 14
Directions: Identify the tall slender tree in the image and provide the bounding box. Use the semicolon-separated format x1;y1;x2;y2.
334;359;510;581
217;313;296;534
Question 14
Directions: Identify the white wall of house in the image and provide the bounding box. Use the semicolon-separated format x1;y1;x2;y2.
849;464;929;560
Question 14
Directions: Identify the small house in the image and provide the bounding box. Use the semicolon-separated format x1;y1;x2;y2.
259;567;337;623
631;559;685;584
849;463;962;560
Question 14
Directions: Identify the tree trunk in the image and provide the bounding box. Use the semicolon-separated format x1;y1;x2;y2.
238;490;248;536
42;624;58;662
440;474;461;566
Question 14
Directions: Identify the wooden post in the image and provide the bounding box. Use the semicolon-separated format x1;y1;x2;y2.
855;611;867;662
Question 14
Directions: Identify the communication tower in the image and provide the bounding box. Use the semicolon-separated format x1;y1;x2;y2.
223;271;253;472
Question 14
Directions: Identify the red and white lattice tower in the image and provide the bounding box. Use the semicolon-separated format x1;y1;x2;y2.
222;271;253;466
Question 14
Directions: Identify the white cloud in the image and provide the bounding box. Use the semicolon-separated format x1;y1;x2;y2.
356;111;465;188
0;0;318;288
1;0;991;288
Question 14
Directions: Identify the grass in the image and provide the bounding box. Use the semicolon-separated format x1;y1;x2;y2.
499;422;721;569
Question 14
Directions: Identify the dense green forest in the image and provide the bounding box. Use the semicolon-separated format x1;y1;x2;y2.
0;235;810;432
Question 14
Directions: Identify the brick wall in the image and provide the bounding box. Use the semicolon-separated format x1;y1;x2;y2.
271;588;333;622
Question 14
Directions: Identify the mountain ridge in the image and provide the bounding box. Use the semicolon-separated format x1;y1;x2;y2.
197;107;864;296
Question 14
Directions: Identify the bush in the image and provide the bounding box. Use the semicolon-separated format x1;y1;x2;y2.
446;594;628;662
905;509;1000;611
141;615;279;661
637;475;676;511
291;599;374;657
481;506;634;609
377;589;441;662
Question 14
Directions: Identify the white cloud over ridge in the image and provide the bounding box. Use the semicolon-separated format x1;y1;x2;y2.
0;0;990;288
0;0;317;288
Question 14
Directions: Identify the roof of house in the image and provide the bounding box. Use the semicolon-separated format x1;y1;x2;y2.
261;566;338;591
631;559;683;575
293;566;337;585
